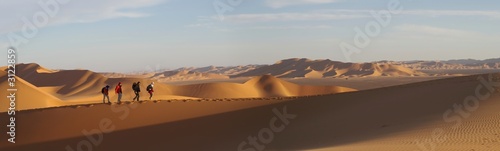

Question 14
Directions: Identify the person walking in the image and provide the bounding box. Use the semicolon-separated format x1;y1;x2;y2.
132;81;141;101
146;82;154;100
115;82;123;103
101;85;111;103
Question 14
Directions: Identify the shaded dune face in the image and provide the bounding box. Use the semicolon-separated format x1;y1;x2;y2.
13;64;108;96
0;71;64;112
244;75;356;97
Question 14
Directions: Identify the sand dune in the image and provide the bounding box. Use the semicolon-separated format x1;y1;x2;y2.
150;69;229;82
0;70;65;112
102;65;261;81
176;65;262;76
169;75;355;98
379;58;500;70
103;58;500;80
99;58;431;81
1;63;356;111
14;63;108;97
233;58;425;78
2;73;499;150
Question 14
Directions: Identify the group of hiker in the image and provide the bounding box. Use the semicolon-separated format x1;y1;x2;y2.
101;82;155;103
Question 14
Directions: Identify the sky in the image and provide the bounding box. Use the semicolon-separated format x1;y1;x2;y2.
0;0;499;72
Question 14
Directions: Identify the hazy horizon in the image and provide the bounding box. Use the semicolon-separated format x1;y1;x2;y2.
11;57;500;73
1;0;499;72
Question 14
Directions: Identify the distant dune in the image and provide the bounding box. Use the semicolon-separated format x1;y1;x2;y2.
233;58;426;78
102;65;262;81
380;58;500;70
150;69;229;82
100;58;500;81
2;73;499;150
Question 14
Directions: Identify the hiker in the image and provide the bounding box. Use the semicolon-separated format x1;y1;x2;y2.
115;82;123;103
132;81;141;101
101;85;111;103
146;82;154;100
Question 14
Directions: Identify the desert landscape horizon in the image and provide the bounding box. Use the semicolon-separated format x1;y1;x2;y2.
2;0;500;150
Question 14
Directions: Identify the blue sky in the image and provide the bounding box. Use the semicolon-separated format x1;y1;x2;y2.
0;0;499;72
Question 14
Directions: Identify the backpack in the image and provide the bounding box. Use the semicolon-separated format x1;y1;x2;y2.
146;85;152;91
101;87;106;94
132;82;137;90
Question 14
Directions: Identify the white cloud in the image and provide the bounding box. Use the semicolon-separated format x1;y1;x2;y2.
186;22;214;28
266;0;339;8
317;9;500;18
0;0;166;34
371;24;500;58
402;10;500;18
251;25;334;29
216;9;500;23
394;24;482;37
217;13;366;23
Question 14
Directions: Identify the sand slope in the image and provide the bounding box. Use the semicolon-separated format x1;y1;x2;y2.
169;75;356;98
1;73;499;151
0;70;65;112
14;63;108;97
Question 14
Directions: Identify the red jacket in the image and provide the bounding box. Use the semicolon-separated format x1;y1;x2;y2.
115;84;122;94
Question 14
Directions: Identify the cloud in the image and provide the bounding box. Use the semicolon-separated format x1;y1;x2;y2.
186;22;215;28
371;24;500;57
266;0;339;8
389;24;497;44
216;9;500;23
402;10;500;18
394;24;482;37
317;9;500;18
217;13;366;23
251;25;335;29
0;0;166;34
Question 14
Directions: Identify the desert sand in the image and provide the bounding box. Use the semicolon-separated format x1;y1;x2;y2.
0;72;499;151
1;61;500;151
